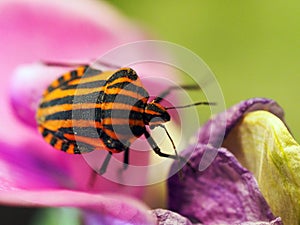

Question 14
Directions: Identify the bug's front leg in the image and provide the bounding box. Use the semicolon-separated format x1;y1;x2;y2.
144;130;195;173
144;130;178;160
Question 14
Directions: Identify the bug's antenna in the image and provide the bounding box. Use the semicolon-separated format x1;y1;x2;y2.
165;101;216;110
157;124;178;157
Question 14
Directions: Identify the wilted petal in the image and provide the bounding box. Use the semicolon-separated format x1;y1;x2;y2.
168;144;281;225
198;98;285;146
224;110;300;225
151;208;195;225
0;189;155;225
239;217;283;225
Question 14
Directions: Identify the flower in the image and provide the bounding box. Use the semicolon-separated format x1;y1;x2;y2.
168;98;300;224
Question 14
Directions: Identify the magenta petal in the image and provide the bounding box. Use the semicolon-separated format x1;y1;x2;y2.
10;63;69;128
151;208;195;225
0;141;72;189
0;134;146;198
2;0;150;197
168;144;282;224
198;98;285;146
0;189;155;225
1;0;145;131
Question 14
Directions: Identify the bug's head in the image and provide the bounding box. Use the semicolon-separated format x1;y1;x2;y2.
144;101;170;128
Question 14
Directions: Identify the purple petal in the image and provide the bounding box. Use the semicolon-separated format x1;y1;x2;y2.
151;208;195;225
198;98;285;147
0;189;155;225
168;144;282;224
239;218;283;225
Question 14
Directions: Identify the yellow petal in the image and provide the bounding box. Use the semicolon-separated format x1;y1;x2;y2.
224;110;300;225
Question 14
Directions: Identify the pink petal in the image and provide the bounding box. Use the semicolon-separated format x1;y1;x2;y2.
0;0;146;142
1;0;184;207
0;141;71;190
0;134;148;198
0;189;155;225
0;0;149;197
6;0;180;190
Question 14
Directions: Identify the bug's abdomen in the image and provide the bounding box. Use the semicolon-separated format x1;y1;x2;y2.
36;69;121;153
37;86;108;153
37;67;150;154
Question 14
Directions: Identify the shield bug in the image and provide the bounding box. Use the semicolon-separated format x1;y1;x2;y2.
36;62;214;174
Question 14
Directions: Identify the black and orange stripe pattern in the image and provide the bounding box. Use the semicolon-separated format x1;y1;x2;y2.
36;66;150;154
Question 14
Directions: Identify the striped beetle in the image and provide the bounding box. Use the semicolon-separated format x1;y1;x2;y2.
36;62;213;174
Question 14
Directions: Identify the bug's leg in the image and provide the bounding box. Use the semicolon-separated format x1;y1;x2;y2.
41;61;89;68
154;84;200;103
144;130;178;160
99;151;113;175
154;124;178;156
93;60;122;69
148;125;196;173
123;147;130;170
88;151;112;187
41;60;121;70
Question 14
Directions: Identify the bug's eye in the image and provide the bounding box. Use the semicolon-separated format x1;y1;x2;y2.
149;125;155;130
148;117;165;130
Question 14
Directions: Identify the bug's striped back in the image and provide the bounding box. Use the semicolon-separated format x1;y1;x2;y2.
37;67;149;154
100;68;149;146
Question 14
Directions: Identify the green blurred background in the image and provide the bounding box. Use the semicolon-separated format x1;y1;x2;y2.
108;0;300;141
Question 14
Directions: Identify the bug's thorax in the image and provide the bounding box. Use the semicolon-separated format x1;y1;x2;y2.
143;101;171;127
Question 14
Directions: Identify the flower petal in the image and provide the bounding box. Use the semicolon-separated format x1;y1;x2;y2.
0;189;155;225
10;63;69;128
168;144;282;224
0;0;145;131
198;98;285;147
0;132;147;199
0;140;72;190
151;208;195;225
1;0;150;197
224;110;300;225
